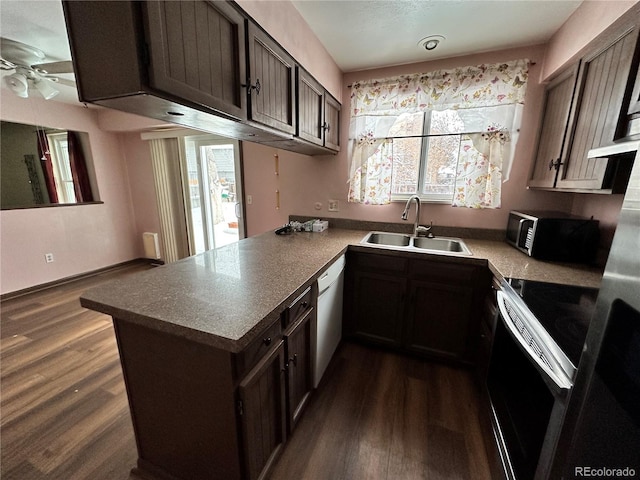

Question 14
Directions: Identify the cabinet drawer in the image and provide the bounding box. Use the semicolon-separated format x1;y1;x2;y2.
235;319;282;379
409;259;477;284
283;286;313;328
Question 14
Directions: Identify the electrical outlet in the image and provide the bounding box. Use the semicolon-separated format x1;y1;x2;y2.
246;195;253;205
45;253;54;263
328;199;339;212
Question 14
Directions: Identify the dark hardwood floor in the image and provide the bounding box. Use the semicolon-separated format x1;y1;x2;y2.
1;263;150;480
271;342;492;480
1;264;491;480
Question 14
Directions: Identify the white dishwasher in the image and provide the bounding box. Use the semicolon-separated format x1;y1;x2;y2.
315;254;345;388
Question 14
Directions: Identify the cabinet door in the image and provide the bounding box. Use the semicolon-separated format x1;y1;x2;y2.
404;280;474;361
297;68;324;146
324;93;341;152
144;0;247;120
247;22;296;134
351;270;406;348
628;64;640;116
284;308;314;432
557;28;639;190
238;340;287;480
529;65;579;189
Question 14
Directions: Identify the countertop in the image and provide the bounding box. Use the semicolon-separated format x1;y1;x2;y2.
80;228;603;353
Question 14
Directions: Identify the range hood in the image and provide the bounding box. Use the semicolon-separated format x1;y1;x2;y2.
588;140;639;158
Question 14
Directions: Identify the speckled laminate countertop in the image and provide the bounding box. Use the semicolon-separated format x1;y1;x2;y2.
80;228;603;353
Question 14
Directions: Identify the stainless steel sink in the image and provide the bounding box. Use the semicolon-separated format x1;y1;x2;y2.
360;231;472;255
413;237;471;254
365;232;411;247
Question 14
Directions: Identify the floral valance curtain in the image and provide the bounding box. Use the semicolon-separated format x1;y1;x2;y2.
348;59;529;207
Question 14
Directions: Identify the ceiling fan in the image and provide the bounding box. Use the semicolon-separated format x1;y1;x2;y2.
1;37;75;100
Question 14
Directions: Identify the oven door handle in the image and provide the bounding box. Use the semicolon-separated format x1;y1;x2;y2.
496;291;573;394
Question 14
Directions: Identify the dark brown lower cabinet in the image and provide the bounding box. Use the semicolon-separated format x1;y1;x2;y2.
405;280;474;360
351;270;406;347
238;341;287;480
283;308;314;432
114;319;244;480
112;307;313;480
344;250;489;364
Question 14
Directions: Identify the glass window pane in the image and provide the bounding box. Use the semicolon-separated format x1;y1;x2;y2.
390;113;424;195
422;135;459;195
421;110;462;196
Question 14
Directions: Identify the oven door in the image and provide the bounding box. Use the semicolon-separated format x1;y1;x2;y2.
487;291;573;480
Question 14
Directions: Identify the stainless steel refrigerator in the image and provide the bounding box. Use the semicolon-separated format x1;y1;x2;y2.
561;148;640;478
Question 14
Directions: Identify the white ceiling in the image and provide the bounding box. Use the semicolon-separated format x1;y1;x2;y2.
292;0;583;72
0;0;583;105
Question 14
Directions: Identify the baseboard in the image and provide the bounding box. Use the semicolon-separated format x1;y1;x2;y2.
1;258;162;302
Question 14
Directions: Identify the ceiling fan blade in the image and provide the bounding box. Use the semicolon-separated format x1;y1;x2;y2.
32;60;73;74
1;57;17;70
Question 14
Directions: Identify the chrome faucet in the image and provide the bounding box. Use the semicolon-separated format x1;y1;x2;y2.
401;195;421;236
401;195;433;237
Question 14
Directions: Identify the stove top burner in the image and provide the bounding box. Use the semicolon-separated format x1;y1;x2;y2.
506;278;599;366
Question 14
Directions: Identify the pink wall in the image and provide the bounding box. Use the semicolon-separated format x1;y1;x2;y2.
118;132;162;247
541;0;639;81
242;142;291;236
0;94;140;294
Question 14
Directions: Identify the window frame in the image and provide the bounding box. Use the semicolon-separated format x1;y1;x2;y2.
47;132;77;204
389;111;459;204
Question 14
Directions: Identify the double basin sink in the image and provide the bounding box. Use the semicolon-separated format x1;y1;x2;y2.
360;231;472;256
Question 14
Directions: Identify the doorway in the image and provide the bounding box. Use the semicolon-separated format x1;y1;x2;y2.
182;135;245;254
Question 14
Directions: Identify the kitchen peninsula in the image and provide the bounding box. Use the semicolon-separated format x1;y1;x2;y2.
80;226;603;480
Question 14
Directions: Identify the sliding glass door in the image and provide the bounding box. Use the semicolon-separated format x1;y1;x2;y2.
182;135;244;254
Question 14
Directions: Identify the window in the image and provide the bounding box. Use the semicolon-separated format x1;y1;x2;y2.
347;59;530;208
47;132;76;203
0;121;97;209
388;110;465;202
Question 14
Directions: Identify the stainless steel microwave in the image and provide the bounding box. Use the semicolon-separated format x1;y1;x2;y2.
506;210;600;262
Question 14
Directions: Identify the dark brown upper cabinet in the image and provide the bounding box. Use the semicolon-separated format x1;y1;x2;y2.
297;69;325;147
323;93;341;152
624;54;640;139
63;0;340;155
246;22;296;135
529;10;640;194
144;0;247;121
557;27;639;191
296;68;341;152
529;65;580;189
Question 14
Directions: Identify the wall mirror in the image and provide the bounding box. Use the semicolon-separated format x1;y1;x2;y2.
1;120;100;209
